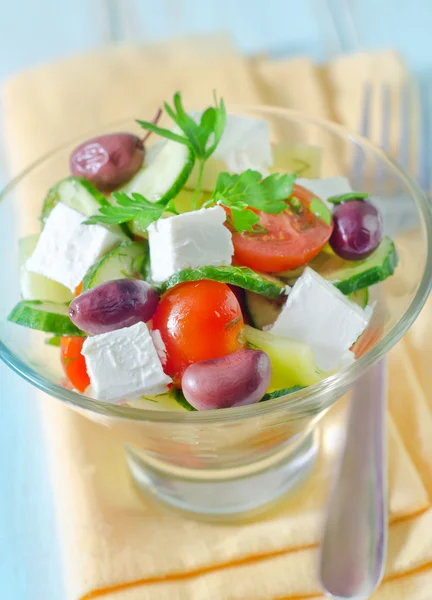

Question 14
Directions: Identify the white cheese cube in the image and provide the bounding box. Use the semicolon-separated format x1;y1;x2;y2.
269;267;371;371
148;206;234;283
296;177;353;208
187;113;273;191
26;203;122;292
81;321;172;403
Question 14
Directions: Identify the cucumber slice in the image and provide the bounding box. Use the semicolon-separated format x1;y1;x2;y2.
270;144;322;177
349;288;369;309
312;237;397;295
244;325;329;388
82;241;148;291
278;237;397;295
120;139;195;203
19;234;73;303
41;176;106;225
8;301;82;335
156;266;286;299
245;291;283;330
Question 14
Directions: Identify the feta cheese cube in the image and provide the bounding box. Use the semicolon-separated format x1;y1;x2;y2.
269;267;371;371
187;113;273;191
81;321;172;403
148;206;234;283
296;177;353;208
26;203;122;292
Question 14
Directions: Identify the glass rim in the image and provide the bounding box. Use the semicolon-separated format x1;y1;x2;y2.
1;104;432;424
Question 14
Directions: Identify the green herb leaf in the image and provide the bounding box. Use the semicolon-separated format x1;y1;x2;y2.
309;198;333;225
169;386;197;411
139;91;227;210
136;120;189;146
210;169;296;232
84;192;165;229
260;386;305;402
327;192;369;205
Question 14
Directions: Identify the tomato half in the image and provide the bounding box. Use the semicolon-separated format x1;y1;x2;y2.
60;336;90;392
152;280;244;382
232;184;333;272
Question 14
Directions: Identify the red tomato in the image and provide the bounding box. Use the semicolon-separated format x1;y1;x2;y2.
60;336;90;392
152;280;244;382
232;184;333;273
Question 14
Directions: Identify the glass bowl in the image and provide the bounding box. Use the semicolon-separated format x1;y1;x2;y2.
1;106;431;518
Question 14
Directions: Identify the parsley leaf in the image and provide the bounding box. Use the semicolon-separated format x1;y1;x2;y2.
138;91;226;210
209;169;296;233
84;192;165;228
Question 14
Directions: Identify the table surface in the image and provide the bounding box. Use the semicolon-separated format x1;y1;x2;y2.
1;2;432;598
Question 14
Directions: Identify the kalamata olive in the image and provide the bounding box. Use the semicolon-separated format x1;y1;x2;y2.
70;133;144;192
329;200;383;260
182;349;271;410
69;279;158;335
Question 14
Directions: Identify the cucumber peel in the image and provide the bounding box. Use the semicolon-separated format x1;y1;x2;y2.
8;301;82;336
41;176;106;225
315;236;398;295
82;241;148;291
121;140;195;203
280;237;397;295
156;266;286;299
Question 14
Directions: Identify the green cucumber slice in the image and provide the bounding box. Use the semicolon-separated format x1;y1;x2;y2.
120;139;195;203
19;234;73;303
82;241;148;291
41;176;107;225
349;288;369;309
156;266;285;299
279;237;397;295
312;237;397;295
8;301;82;335
245;291;283;330
244;325;329;388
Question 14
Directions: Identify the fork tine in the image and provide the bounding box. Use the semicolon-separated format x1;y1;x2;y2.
380;84;391;154
418;79;432;193
350;83;372;186
360;82;373;138
398;81;410;171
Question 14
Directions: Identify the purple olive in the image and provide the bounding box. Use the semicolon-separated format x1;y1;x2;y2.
70;133;144;192
329;200;383;260
69;279;158;335
182;349;271;410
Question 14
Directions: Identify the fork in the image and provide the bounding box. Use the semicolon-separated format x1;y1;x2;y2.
318;80;430;599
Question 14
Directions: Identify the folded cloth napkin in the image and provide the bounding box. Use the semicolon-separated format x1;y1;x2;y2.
2;35;432;599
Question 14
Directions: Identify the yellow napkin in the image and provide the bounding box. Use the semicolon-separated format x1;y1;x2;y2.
3;36;432;599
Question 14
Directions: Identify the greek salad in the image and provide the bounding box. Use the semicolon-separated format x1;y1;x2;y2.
8;93;398;411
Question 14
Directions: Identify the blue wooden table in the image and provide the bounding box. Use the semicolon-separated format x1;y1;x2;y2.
1;1;431;598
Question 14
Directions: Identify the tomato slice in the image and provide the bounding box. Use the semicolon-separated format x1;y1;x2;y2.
60;336;90;392
152;280;244;383
232;184;333;273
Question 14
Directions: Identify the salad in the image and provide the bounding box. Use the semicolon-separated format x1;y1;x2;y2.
8;93;398;411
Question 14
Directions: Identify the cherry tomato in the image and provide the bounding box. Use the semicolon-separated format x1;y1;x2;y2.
152;280;244;382
232;184;333;273
60;336;90;392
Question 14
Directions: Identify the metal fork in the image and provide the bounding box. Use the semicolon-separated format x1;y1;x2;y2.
319;80;430;599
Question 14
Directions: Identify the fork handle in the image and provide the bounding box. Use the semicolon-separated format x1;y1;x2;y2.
319;360;387;599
